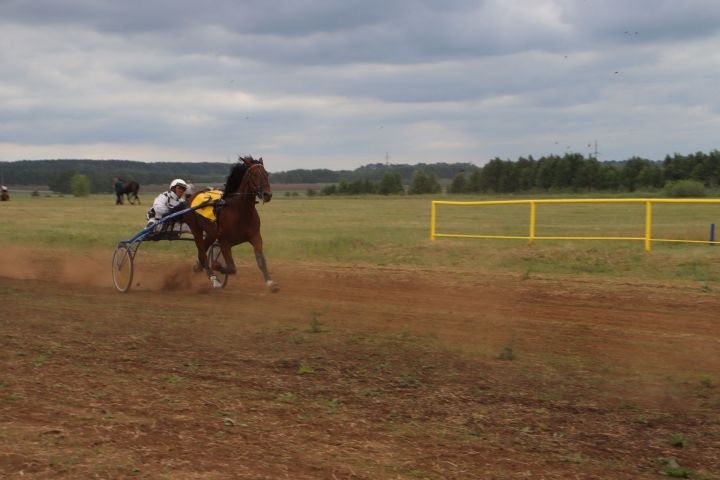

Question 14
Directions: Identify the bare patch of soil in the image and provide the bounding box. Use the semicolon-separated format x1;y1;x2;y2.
1;248;719;479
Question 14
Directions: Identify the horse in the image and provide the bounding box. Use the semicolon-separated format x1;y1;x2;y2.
1;190;9;201
184;156;278;291
122;181;141;205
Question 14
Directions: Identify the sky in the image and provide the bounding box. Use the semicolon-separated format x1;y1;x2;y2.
1;0;719;171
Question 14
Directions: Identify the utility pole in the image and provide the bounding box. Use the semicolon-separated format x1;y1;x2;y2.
385;152;389;168
588;140;600;159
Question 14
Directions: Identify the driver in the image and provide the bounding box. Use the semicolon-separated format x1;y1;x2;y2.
146;179;188;229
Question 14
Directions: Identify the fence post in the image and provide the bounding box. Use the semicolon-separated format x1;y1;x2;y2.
430;201;437;240
529;201;536;245
644;200;653;252
711;223;716;246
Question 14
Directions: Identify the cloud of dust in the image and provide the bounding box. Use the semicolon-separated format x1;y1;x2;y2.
0;245;41;280
0;245;213;293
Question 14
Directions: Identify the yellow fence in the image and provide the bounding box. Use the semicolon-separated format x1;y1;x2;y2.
430;198;720;252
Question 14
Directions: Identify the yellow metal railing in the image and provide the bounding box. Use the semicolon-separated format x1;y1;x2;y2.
430;198;720;252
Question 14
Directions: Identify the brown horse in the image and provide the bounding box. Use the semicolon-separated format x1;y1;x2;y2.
184;156;278;291
122;181;141;205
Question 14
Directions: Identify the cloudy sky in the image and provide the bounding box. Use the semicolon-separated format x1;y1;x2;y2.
1;0;719;171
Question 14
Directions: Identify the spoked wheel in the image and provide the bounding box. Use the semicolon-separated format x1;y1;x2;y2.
112;244;134;293
208;243;229;289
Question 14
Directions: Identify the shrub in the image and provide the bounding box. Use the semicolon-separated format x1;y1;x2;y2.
320;184;337;196
663;180;706;198
408;169;441;194
71;174;91;197
449;172;469;194
377;171;404;195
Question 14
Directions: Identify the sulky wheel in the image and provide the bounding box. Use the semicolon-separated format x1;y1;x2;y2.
112;244;134;293
209;243;229;289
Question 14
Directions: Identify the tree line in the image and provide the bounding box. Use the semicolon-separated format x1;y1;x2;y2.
1;151;719;194
0;158;473;193
317;170;441;195
316;150;720;195
452;151;720;194
0;159;231;194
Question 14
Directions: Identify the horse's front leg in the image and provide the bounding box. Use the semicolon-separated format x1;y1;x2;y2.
250;234;278;292
219;241;237;275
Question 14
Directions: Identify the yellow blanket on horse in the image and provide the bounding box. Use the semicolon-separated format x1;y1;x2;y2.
191;189;223;221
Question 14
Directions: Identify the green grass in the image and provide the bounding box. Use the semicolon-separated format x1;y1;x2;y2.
2;192;720;282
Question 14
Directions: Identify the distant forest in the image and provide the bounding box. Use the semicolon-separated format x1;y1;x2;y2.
0;159;476;193
1;150;719;194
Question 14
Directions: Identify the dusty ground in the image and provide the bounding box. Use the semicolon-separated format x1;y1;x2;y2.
1;246;719;479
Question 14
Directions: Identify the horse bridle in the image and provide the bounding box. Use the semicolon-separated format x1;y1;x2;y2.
223;164;270;202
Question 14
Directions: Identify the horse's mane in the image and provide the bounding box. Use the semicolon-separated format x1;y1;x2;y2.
223;156;261;197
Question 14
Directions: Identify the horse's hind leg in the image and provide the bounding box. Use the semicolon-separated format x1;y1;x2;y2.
189;221;221;288
250;234;278;292
200;234;216;272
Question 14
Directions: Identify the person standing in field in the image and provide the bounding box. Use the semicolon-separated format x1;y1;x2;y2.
1;186;9;201
113;177;125;205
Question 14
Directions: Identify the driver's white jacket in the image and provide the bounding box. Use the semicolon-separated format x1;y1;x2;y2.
147;190;184;222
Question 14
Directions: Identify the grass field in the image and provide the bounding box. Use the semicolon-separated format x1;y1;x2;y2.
3;192;720;283
1;193;719;479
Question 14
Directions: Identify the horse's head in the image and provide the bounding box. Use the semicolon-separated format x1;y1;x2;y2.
241;156;272;203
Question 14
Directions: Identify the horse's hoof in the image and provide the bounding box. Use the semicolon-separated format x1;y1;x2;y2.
210;276;223;289
266;280;279;292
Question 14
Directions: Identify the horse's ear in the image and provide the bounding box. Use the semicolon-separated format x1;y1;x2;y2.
243;156;253;166
258;157;264;165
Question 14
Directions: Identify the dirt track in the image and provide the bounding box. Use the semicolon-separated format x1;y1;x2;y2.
1;246;719;479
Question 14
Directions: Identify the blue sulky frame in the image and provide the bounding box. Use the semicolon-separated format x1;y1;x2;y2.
111;200;226;293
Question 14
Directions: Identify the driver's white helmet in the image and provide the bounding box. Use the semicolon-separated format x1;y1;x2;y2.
169;178;188;190
1;186;7;191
